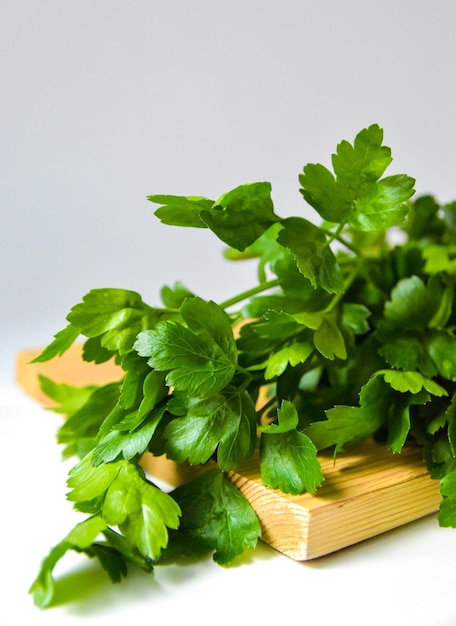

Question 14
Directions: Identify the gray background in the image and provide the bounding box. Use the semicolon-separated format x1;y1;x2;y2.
2;0;455;384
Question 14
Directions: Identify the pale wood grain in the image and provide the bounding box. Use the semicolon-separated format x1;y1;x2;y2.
16;345;441;561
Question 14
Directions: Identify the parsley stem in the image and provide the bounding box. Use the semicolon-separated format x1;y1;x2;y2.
256;394;277;419
320;224;361;256
324;259;361;313
219;278;281;310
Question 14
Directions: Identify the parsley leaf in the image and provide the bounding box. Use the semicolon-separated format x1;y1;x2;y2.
277;217;344;293
67;289;162;356
163;387;257;470
169;469;261;565
305;375;389;453
259;401;324;494
29;516;109;608
67;455;181;561
299;124;415;231
438;469;456;527
30;324;80;363
148;194;213;227
135;297;237;399
151;182;280;251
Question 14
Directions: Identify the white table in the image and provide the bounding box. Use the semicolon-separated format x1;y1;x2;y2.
2;384;456;626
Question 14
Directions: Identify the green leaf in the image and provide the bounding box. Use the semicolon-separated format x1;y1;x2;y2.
438;469;456;527
332;124;392;181
29;541;70;608
404;195;446;241
160;281;194;308
67;453;121;503
224;222;286;283
57;382;121;458
82;336;116;364
259;401;324;494
300;163;350;223
102;463;181;560
95;360;168;460
299;124;415;229
116;352;151;411
170;469;261;565
149;194;213;227
386;393;413;453
348;174;414;231
67;288;161;356
379;336;426;372
277;217;344;293
29;516;108;609
380;369;447;396
92;405;167;465
30;324;80;362
250;309;304;340
427;274;454;329
259;399;299;433
426;331;456;380
68;456;181;561
299;124;392;223
422;244;456;274
264;342;314;380
200;182;280;251
135;297;237;399
305;375;388;452
38;375;96;416
164;388;257;470
66;515;108;548
378;275;435;335
342;303;371;335
313;315;347;360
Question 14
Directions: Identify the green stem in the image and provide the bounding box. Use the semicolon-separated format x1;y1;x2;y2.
320;224;361;256
323;221;345;248
219;278;281;310
323;259;361;314
256;394;277;420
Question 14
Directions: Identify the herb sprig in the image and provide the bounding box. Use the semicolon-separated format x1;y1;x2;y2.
30;124;456;608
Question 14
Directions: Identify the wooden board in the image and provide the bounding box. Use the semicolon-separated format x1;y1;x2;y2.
16;345;442;560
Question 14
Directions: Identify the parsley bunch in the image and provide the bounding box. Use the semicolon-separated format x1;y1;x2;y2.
30;125;456;608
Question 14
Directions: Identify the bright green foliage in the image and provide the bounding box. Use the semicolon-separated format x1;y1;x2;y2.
299;124;415;230
378;275;456;378
149;194;214;227
163;388;257;470
134;297;237;399
29;515;155;609
264;342;314;380
260;401;324;494
313;314;347;360
38;375;96;416
277;217;344;293
32;288;165;363
151;182;280;251
31;125;456;608
31;324;81;362
169;469;261;565
57;382;121;459
67;455;181;560
30;516;109;608
439;469;456;526
305;375;388;453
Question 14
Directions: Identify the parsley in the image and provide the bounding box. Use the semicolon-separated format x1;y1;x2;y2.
30;124;456;608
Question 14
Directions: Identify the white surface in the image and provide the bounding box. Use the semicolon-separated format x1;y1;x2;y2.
2;384;456;626
1;2;456;624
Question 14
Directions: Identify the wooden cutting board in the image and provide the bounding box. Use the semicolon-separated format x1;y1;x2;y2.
16;345;441;561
